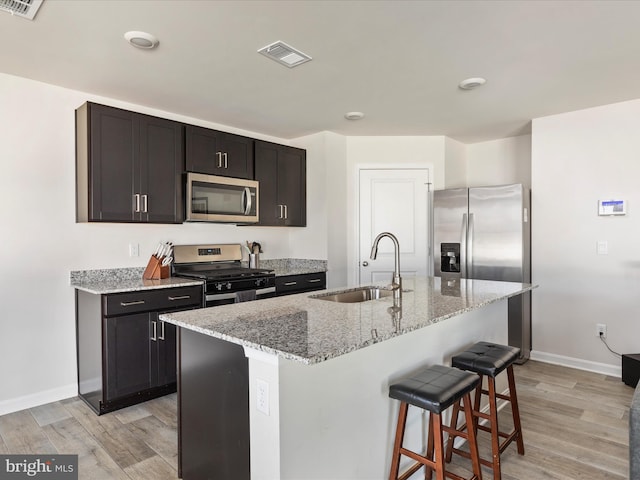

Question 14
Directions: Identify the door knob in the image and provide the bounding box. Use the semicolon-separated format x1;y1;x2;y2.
362;261;369;267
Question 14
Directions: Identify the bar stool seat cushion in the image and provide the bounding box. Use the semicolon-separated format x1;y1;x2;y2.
389;365;480;414
452;341;520;377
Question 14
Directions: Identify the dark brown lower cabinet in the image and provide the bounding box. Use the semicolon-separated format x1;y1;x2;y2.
76;284;202;415
104;312;177;401
275;272;326;296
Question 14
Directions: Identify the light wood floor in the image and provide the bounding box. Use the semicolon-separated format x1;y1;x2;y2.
0;361;633;479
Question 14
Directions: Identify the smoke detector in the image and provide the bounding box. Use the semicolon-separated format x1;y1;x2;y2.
0;0;44;20
258;40;312;68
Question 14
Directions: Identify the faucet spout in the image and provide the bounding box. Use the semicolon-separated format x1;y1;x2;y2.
370;232;402;299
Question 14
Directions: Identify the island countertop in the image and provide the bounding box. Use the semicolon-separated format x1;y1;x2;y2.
160;276;535;365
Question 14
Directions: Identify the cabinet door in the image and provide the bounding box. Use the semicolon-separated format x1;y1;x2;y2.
88;104;137;222
186;126;253;179
219;132;254;179
277;146;306;227
154;317;177;387
105;313;152;400
254;141;280;225
79;102;183;224
139;115;184;223
254;141;306;227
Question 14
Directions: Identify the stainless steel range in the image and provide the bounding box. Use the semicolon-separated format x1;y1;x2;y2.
172;244;275;307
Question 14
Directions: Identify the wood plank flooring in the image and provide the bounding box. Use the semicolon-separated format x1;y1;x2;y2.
0;361;634;479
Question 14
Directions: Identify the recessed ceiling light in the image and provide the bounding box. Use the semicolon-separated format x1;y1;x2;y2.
458;77;486;90
124;31;159;49
345;112;365;120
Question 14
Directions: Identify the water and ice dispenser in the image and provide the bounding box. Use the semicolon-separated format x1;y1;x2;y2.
440;243;460;273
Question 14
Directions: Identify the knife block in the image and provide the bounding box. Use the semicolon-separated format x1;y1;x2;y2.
143;255;170;280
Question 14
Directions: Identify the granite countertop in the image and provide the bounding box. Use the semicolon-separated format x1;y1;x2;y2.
160;277;536;365
258;258;327;276
70;259;327;295
70;267;203;294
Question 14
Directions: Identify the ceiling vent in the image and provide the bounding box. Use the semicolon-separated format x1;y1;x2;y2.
258;40;312;68
0;0;44;20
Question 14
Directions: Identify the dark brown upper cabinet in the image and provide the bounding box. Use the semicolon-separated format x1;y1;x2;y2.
185;125;254;179
254;140;306;227
76;102;184;223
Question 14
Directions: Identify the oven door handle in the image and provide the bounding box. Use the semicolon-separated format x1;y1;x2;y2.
205;291;238;302
256;286;276;297
205;286;275;303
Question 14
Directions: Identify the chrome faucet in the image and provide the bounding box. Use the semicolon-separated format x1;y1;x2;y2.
370;232;402;300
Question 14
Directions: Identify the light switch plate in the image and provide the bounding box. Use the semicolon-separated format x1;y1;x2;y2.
129;243;140;257
596;240;608;255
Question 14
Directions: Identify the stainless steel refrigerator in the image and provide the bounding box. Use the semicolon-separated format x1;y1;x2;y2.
433;184;531;362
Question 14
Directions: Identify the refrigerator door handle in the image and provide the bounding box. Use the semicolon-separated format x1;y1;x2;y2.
461;213;468;278
468;213;475;278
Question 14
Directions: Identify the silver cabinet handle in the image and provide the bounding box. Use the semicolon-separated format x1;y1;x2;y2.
308;279;322;283
133;194;141;213
223;152;228;169
277;204;288;219
362;261;369;267
141;194;148;213
216;152;223;168
168;295;191;301
284;281;298;286
151;320;157;341
159;321;165;341
120;300;145;306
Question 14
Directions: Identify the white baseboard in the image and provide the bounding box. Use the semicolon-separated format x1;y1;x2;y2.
530;350;621;378
0;384;78;417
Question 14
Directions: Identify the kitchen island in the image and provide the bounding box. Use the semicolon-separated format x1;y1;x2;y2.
160;276;535;480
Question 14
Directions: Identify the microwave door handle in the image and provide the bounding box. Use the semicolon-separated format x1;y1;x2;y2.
243;187;252;215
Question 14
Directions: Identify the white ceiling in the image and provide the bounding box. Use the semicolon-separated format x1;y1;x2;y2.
2;0;640;143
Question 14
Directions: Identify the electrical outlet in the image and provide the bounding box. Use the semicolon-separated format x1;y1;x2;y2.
596;323;607;338
256;378;269;415
129;243;139;257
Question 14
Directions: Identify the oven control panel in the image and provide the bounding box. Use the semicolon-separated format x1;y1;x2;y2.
211;275;275;292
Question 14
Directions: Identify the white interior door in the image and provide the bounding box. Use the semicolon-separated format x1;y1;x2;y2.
359;169;430;285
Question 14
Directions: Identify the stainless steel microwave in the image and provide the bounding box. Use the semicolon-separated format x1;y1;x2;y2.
185;172;259;223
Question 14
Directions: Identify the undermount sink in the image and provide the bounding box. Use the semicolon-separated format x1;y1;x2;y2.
310;286;394;303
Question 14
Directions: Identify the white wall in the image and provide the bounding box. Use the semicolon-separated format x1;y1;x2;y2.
531;100;640;373
467;135;532;188
292;132;348;288
0;73;319;414
444;137;467;188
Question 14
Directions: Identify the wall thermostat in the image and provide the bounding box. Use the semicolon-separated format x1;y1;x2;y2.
598;199;626;216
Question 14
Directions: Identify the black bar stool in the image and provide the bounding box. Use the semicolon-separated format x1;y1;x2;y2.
388;364;483;480
445;342;525;480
